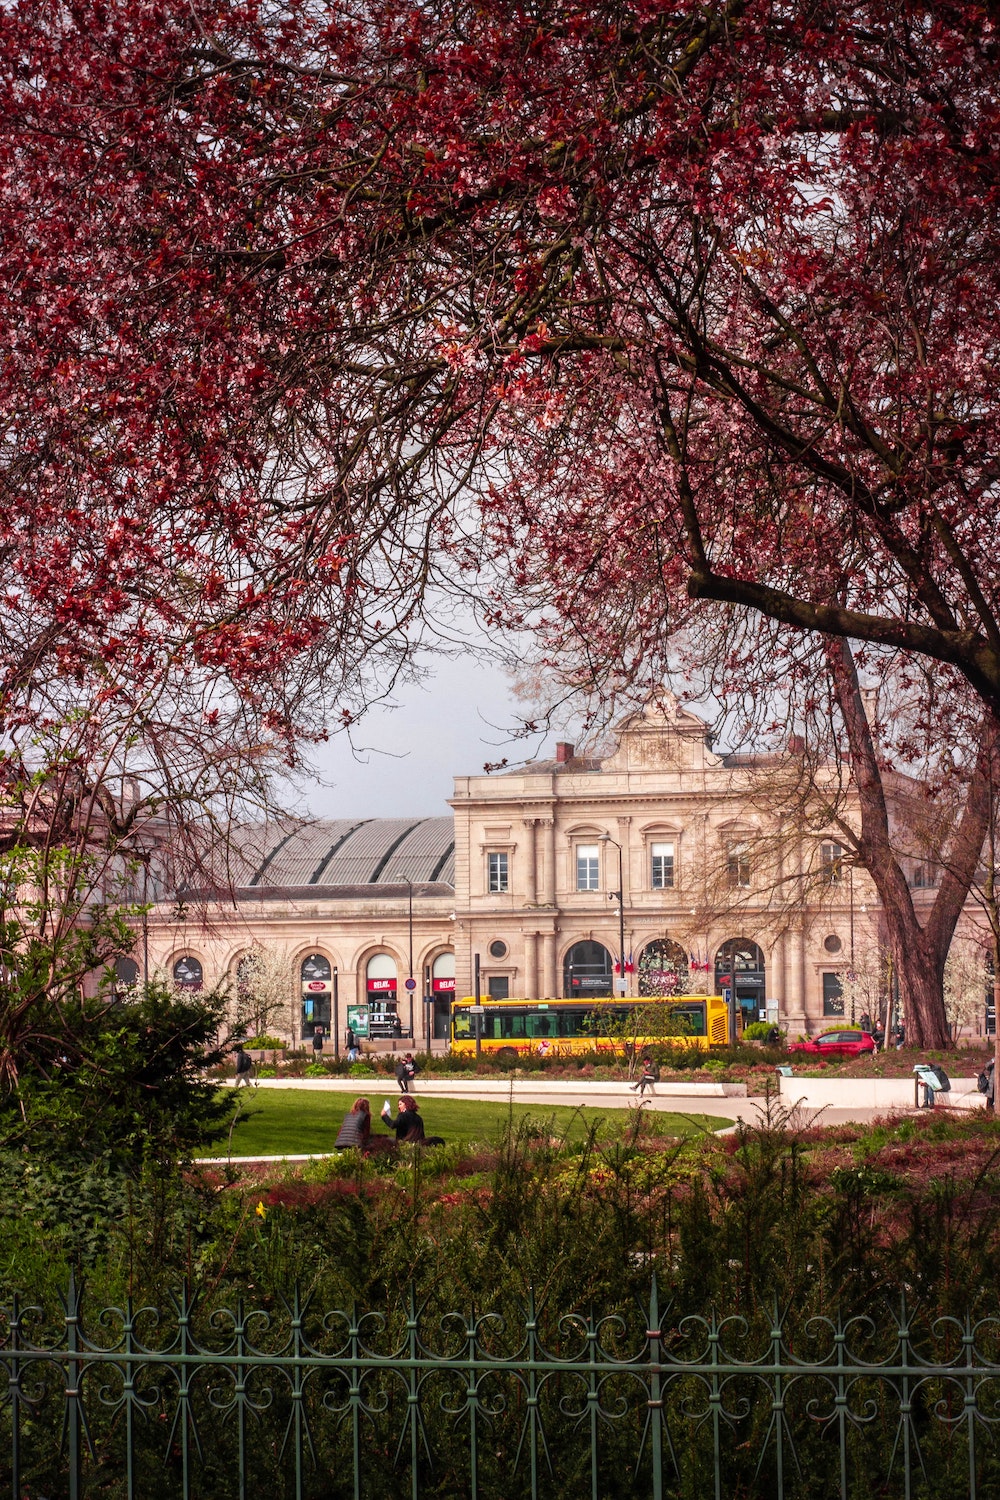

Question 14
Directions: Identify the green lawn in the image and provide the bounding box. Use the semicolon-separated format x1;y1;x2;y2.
203;1089;731;1158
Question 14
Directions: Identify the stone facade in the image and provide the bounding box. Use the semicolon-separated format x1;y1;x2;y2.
450;698;881;1034
143;697;947;1042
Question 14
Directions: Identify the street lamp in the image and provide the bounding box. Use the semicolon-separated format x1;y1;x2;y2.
394;873;416;1039
599;834;627;997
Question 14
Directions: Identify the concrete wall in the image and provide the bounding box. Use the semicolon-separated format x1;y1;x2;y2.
777;1074;984;1112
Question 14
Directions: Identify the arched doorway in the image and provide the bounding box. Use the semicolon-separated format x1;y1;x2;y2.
715;939;766;1029
300;952;332;1041
638;939;690;997
431;951;455;1041
563;940;613;999
366;953;402;1038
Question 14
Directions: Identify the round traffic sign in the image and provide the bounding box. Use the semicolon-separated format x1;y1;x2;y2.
404;978;417;990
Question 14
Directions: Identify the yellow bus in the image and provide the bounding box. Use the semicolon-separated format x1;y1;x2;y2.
449;995;738;1058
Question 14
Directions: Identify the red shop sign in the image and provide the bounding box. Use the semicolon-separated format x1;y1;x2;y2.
367;978;397;992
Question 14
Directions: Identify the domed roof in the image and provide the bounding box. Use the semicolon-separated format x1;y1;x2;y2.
222;816;455;892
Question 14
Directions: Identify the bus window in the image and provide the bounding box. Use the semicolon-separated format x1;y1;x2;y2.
453;1009;472;1040
499;1011;527;1039
671;1002;707;1036
527;1014;552;1038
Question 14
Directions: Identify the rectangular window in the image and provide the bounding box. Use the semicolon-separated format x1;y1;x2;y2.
727;843;751;888
821;842;844;884
487;852;509;893
822;972;845;1017
912;863;936;889
576;843;600;891
487;976;510;1000
651;841;675;889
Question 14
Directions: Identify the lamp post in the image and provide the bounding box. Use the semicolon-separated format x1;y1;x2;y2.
600;834;627;997
848;861;856;1024
394;874;416;1039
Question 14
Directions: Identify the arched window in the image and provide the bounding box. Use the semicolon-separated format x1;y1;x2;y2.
431;951;455;995
301;953;332;986
111;956;139;1000
172;955;203;990
638;939;689;997
366;952;397;997
563;940;613;998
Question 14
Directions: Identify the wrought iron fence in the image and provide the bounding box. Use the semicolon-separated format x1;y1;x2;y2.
2;1277;1000;1499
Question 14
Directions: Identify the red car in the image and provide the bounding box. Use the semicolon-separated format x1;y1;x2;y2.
787;1029;877;1057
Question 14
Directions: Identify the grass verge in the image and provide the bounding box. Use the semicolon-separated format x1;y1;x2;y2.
206;1088;731;1157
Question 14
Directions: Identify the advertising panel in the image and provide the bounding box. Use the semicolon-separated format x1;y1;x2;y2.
347;1004;370;1038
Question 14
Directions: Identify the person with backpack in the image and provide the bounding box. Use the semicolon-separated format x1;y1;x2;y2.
234;1046;254;1088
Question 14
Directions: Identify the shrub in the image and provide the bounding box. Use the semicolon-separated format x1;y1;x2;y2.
743;1020;776;1040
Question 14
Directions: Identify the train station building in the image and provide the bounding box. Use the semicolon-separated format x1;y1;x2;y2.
143;696;943;1044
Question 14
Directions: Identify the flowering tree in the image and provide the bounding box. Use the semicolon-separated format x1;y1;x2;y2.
234;946;296;1042
943;938;989;1042
3;1;1000;1051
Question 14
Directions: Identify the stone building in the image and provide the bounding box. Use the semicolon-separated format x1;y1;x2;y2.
143;697;910;1043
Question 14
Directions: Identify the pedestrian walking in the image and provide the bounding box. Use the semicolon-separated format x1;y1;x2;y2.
234;1046;254;1088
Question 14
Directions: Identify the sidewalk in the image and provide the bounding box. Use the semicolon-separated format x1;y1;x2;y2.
229;1074;932;1127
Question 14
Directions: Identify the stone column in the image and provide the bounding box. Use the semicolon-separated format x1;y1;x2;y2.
783;925;808;1032
541;931;557;999
538;818;556;905
522;818;537;904
523;931;538;999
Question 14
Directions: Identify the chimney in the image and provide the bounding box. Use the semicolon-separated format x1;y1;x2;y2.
555;741;575;764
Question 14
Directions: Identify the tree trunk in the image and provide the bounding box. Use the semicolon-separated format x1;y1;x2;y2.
876;900;952;1050
828;641;996;1050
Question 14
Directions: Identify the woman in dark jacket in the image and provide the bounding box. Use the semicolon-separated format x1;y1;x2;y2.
335;1097;372;1150
381;1095;425;1142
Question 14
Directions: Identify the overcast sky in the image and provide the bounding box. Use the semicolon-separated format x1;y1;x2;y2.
293;648;545;819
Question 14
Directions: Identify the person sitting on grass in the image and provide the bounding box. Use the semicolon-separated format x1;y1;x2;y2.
335;1097;372;1151
381;1095;444;1146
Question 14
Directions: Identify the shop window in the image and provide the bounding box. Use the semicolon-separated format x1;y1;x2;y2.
173;955;203;990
